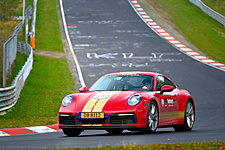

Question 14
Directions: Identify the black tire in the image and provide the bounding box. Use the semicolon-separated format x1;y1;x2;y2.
145;101;159;133
174;99;195;132
62;129;82;137
106;129;123;135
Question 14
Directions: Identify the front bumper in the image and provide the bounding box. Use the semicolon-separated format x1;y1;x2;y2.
59;113;141;129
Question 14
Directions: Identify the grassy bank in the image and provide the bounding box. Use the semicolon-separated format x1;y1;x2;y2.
0;0;74;128
0;55;74;128
35;0;63;51
202;0;225;16
6;53;28;87
139;0;225;64
52;141;225;150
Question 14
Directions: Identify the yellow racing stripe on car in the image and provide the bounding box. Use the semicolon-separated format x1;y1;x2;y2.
92;98;110;112
82;98;98;112
159;111;184;120
82;91;119;112
92;91;119;112
82;124;92;126
91;124;102;126
82;124;102;126
81;92;119;127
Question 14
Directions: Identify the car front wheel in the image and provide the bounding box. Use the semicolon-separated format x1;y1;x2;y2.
145;101;158;133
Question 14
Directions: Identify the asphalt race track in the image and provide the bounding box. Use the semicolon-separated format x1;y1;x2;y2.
0;0;225;149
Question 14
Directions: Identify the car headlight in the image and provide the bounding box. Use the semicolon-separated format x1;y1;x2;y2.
127;94;142;106
62;95;73;107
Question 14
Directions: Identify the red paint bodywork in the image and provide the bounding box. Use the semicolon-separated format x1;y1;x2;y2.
58;72;195;129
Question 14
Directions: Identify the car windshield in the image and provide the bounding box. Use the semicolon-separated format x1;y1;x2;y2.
89;74;154;91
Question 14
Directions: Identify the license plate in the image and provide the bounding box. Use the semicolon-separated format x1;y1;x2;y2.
79;112;104;119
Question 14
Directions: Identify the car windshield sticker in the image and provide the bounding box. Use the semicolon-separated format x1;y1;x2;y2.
93;91;119;99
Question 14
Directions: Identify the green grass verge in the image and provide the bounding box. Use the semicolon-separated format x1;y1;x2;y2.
6;53;28;87
0;0;70;128
140;0;225;64
0;55;74;128
35;0;64;51
0;0;74;128
46;141;225;150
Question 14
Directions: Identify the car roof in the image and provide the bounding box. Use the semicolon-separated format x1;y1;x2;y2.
104;71;162;77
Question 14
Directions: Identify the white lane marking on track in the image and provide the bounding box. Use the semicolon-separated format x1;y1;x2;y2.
87;53;118;59
187;52;199;55
156;29;166;32
195;56;207;59
160;33;170;36
139;12;147;15
0;131;10;136
26;126;57;133
136;8;143;11
134;4;141;7
59;0;86;87
145;19;153;21
148;22;157;25
165;37;175;40
169;40;180;44
214;63;224;66
202;60;215;63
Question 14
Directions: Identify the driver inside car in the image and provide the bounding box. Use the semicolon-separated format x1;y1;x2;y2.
142;78;151;90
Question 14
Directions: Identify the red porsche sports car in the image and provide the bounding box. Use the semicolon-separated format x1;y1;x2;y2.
58;72;195;136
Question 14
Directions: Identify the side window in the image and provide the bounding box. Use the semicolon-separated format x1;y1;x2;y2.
164;77;176;88
156;76;176;91
156;76;164;91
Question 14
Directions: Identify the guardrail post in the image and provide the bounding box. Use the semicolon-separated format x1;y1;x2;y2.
25;6;33;43
30;0;37;49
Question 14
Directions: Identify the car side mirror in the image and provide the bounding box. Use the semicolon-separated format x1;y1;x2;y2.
79;87;88;92
160;85;174;95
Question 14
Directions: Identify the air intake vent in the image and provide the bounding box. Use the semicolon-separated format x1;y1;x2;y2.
110;115;136;124
80;119;105;124
59;114;75;125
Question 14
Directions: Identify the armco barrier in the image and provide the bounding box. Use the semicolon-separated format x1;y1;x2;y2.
0;42;33;115
189;0;225;26
2;21;23;87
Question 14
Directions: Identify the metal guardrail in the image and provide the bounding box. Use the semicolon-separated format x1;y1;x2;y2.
0;1;37;114
2;21;24;87
0;42;33;114
2;3;34;88
189;0;225;26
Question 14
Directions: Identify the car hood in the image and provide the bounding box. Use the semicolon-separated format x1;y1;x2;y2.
68;91;143;112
